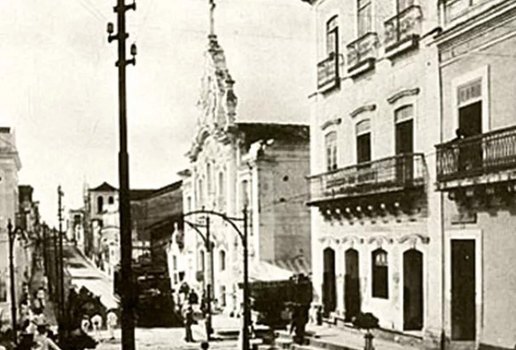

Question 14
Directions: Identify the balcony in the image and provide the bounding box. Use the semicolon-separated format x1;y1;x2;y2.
436;126;516;190
346;33;379;77
317;53;339;92
308;153;425;205
384;5;423;58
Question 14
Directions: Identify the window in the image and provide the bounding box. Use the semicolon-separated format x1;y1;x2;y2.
220;285;226;307
187;196;192;212
357;0;372;38
218;172;225;209
108;196;114;205
200;251;205;272
0;276;6;302
220;250;226;271
207;163;213;195
372;249;389;298
356;119;371;164
198;178;204;206
97;196;104;214
326;16;339;56
173;255;177;270
325;131;338;171
241;180;249;209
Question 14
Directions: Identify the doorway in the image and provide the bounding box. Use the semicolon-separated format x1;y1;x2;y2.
344;249;360;321
395;113;414;183
323;248;336;316
451;240;476;341
403;249;423;330
458;101;482;172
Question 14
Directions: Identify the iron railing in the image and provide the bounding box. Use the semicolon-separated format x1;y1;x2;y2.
309;153;425;203
436;125;516;182
317;53;339;90
346;32;379;69
384;5;422;50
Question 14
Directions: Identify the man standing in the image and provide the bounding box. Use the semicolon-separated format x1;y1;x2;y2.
184;305;195;342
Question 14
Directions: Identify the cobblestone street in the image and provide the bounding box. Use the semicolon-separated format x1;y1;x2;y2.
96;327;238;350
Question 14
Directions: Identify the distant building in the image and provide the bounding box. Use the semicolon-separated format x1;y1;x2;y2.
169;31;311;315
84;181;183;279
66;208;85;251
435;0;516;348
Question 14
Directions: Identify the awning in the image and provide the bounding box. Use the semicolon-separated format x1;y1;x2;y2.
250;261;293;282
71;277;119;310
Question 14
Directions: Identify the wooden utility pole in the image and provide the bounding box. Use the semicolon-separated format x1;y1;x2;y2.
107;2;137;349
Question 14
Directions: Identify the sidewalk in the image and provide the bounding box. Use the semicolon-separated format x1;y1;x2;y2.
284;324;422;350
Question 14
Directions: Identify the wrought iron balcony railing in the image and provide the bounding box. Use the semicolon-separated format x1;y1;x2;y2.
346;32;379;71
308;153;425;204
317;53;339;91
436;125;516;183
384;5;423;52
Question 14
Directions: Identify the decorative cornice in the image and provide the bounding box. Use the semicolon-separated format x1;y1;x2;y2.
367;235;394;245
350;104;376;118
387;87;420;104
321;117;342;131
398;233;430;245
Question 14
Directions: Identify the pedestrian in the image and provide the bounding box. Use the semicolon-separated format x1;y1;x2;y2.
36;287;46;310
90;314;102;342
106;310;117;341
31;319;61;350
184;305;195;342
80;315;90;334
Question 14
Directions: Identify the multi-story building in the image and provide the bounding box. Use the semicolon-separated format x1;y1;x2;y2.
303;0;443;346
0;127;22;326
435;1;516;349
171;31;311;315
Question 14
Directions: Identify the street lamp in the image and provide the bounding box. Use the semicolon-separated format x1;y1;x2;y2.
183;218;214;340
183;208;250;350
7;219;25;344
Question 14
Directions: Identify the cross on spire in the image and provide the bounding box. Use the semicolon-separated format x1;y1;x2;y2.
209;0;216;36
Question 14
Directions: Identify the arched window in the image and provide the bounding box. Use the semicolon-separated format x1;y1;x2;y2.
108;196;114;205
207;163;212;195
97;196;104;214
241;180;249;209
219;250;226;271
372;248;389;299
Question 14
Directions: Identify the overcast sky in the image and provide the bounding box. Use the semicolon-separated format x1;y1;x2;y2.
0;0;314;226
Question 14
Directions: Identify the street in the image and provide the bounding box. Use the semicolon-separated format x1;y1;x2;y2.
95;327;238;350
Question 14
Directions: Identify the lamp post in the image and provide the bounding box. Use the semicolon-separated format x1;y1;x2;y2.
107;2;137;349
183;218;214;340
7;219;23;344
57;186;65;323
183;209;249;350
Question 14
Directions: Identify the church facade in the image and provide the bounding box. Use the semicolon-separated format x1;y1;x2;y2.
168;32;311;314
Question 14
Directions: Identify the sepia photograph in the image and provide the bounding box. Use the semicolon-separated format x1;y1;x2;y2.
1;0;515;350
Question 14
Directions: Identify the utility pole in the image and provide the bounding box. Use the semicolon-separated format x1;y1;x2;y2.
242;208;250;350
57;185;65;322
107;2;137;350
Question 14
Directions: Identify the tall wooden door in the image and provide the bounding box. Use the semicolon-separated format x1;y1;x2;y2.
344;249;360;321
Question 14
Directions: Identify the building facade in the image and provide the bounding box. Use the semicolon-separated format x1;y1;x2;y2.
304;0;443;346
169;33;311;314
0;127;22;326
435;1;516;349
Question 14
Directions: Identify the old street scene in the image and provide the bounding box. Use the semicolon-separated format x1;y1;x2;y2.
1;0;516;350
